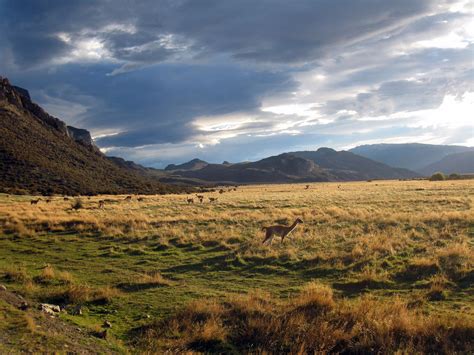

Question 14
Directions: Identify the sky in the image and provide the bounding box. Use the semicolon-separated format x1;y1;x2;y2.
1;0;473;167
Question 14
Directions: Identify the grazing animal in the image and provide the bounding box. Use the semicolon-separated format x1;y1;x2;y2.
63;197;69;201
124;196;132;201
46;199;52;203
137;197;145;202
261;218;304;245
196;195;204;203
98;200;105;209
30;198;41;205
209;197;218;203
305;185;310;189
187;198;194;204
219;189;225;194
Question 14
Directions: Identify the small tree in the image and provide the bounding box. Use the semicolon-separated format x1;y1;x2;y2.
430;172;446;181
448;173;461;180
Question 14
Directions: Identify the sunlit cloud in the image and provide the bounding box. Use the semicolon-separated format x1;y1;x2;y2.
1;0;472;167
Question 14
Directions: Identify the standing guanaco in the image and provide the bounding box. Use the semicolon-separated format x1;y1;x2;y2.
261;218;304;244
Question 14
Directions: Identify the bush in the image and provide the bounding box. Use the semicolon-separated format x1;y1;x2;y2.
429;172;446;181
71;198;83;210
448;173;461;180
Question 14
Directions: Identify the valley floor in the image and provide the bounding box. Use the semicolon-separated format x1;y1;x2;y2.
0;180;473;353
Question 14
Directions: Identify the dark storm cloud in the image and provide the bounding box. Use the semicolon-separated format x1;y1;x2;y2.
1;0;448;69
1;0;472;165
9;63;296;146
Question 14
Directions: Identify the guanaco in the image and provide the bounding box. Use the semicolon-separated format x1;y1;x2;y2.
209;197;218;203
98;200;105;209
187;198;194;204
124;195;132;201
261;218;304;244
30;198;41;205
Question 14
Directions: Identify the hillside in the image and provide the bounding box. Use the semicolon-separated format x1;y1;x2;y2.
350;143;474;171
419;151;474;175
165;158;209;171
0;77;185;195
174;149;418;183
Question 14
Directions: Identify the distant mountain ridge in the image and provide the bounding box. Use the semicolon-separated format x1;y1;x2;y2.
0;76;185;195
290;148;416;180
350;143;474;173
165;158;209;171
418;151;474;175
170;148;419;184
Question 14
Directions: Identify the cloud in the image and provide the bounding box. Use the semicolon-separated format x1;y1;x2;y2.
1;0;472;166
0;0;453;69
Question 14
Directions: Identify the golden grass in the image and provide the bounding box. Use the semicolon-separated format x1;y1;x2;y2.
3;267;30;284
136;271;171;286
48;283;121;305
139;282;473;353
0;179;472;352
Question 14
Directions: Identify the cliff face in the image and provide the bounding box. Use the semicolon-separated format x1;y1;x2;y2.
0;76;186;195
1;77;99;152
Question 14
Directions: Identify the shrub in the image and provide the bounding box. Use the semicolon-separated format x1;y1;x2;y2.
448;173;461;180
430;172;446;181
137;271;171;286
3;267;30;283
52;284;120;305
71;198;83;210
437;243;472;280
426;274;449;301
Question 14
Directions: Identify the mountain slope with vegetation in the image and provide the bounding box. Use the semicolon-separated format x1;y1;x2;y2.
0;77;185;195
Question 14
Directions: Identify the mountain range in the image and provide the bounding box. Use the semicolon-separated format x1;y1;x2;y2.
165;148;418;184
350;143;474;174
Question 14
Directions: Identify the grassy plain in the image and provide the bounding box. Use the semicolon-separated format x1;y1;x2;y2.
0;180;473;353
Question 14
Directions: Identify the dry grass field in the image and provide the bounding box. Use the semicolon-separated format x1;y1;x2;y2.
0;179;473;353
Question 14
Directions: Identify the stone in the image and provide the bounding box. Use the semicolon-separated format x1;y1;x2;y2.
72;305;83;315
97;329;107;339
39;303;61;316
0;284;6;291
103;320;112;328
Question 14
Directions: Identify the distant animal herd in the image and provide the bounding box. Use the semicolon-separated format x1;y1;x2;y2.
28;184;312;244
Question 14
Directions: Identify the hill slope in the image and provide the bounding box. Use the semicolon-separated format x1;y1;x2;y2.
350;143;474;171
0;76;184;195
419;151;474;175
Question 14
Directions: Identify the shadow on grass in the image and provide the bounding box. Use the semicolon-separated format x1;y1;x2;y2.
333;279;394;293
116;282;168;292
